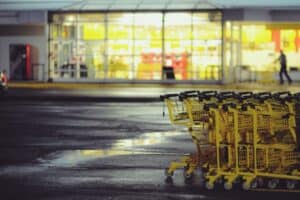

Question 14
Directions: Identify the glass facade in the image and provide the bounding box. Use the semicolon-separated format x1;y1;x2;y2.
49;11;222;81
224;22;300;83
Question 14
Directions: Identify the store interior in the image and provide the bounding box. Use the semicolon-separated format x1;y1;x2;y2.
49;12;300;82
49;12;222;81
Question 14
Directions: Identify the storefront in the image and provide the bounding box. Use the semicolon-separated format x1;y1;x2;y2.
224;20;300;83
48;11;223;82
1;9;299;83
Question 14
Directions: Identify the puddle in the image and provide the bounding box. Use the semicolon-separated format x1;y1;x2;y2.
113;131;183;149
39;131;184;167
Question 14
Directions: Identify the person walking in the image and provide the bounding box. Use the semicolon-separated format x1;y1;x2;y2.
277;50;292;84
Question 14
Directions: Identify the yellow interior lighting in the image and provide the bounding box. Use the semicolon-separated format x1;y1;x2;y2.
83;24;105;40
281;30;296;51
242;25;271;44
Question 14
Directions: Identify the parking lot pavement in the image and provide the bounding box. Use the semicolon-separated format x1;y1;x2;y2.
1;90;300;200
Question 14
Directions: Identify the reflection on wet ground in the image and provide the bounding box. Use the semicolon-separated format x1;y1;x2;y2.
114;131;183;149
40;131;184;167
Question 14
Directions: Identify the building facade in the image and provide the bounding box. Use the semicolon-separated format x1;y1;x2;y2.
1;9;300;83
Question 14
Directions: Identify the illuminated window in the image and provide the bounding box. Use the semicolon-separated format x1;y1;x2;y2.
79;41;105;79
107;55;131;79
134;13;163;80
164;13;192;80
107;13;133;39
165;13;192;39
281;30;296;51
79;23;105;40
106;13;134;79
191;12;222;80
49;11;223;81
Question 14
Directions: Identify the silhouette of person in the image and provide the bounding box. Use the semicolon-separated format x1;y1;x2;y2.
277;50;292;84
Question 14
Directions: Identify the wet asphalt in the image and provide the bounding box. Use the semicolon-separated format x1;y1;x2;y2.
0;98;300;200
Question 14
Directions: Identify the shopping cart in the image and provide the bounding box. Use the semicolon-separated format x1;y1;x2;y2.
161;90;300;190
161;91;219;181
202;92;244;190
161;93;190;127
180;91;219;180
160;93;191;180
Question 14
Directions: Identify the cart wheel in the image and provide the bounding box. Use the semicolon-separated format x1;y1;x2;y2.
286;180;297;190
267;179;278;189
216;177;223;184
233;177;242;184
184;171;194;181
201;166;209;174
224;182;233;190
205;181;214;190
184;165;189;171
242;182;251;190
165;168;174;178
257;177;264;187
250;179;258;189
202;172;208;178
165;176;173;184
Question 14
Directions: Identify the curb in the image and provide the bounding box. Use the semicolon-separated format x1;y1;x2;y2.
1;95;161;103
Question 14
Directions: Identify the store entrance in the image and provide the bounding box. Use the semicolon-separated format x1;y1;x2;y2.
9;44;31;80
227;22;300;83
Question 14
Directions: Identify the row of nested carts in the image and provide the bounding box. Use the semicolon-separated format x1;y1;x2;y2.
161;91;300;190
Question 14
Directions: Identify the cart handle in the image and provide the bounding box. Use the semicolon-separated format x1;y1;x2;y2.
217;91;237;102
238;91;253;96
179;90;199;100
237;92;253;101
181;90;199;96
179;94;199;101
199;91;218;100
273;91;291;98
160;93;180;101
273;91;293;103
254;92;272;98
201;91;218;96
253;92;272;102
